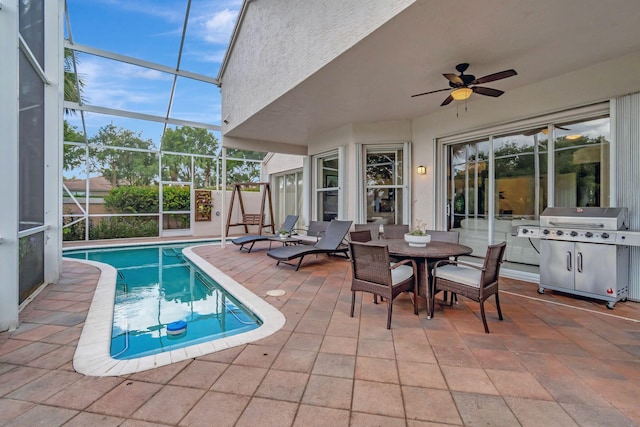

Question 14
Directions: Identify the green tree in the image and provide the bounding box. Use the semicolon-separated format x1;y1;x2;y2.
89;123;157;186
63;48;86;115
225;148;264;185
63;120;85;172
161;126;219;184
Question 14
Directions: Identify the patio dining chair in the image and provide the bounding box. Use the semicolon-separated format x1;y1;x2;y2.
354;223;380;240
426;229;460;304
349;230;372;242
431;241;506;333
267;220;352;271
382;224;409;239
231;215;298;253
349;241;418;329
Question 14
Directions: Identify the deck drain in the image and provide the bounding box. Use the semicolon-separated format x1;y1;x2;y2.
266;289;286;297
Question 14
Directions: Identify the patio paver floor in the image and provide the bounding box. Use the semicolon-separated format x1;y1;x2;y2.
1;242;640;426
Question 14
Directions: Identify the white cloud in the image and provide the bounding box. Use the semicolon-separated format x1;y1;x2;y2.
201;8;238;44
78;57;171;112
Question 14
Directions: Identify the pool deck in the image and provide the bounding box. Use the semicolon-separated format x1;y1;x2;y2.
1;241;640;426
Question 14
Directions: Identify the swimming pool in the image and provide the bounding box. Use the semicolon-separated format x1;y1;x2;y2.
67;241;285;376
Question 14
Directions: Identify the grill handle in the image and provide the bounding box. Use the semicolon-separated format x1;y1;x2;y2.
577;252;583;273
566;251;572;271
548;221;605;229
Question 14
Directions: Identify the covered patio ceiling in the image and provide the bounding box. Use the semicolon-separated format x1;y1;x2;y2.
223;0;640;147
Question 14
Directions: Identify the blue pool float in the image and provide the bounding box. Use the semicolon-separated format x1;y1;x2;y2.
167;320;187;335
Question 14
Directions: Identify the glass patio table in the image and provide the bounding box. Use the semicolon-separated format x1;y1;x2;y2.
382;239;473;318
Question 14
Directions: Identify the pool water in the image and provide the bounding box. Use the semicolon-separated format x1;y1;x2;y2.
65;243;262;360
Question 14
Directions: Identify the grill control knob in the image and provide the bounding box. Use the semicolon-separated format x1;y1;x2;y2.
522;228;529;234
556;230;564;236
542;229;550;235
570;231;578;237
602;233;610;239
585;232;593;238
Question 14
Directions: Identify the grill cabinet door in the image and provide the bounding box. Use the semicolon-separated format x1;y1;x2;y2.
574;242;616;296
540;240;575;290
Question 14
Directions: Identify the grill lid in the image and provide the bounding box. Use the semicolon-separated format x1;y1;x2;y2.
540;207;628;230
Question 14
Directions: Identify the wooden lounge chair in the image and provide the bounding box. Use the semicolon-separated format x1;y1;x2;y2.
267;220;353;271
231;215;298;252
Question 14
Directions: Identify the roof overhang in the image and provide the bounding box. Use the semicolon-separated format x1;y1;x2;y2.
221;0;640;152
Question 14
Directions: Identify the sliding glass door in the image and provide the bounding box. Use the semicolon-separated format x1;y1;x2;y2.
444;113;610;268
274;170;304;228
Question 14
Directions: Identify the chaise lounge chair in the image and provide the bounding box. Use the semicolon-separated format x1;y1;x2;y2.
231;215;298;253
292;220;330;245
267;219;353;271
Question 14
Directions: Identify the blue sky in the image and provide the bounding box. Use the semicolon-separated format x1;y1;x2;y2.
65;0;240;148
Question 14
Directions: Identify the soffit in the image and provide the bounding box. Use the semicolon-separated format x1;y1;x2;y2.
224;0;640;148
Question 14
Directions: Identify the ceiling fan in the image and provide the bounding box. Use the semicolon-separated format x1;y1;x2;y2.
411;63;517;106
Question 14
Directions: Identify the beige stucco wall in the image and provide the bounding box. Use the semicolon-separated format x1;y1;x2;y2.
220;0;414;134
262;154;304;177
193;190;273;237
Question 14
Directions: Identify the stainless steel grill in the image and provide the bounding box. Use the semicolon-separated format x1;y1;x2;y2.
518;207;634;309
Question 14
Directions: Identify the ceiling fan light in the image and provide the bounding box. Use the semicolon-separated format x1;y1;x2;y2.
451;87;473;100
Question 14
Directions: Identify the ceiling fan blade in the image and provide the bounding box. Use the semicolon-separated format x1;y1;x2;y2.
443;73;464;85
523;125;571;136
411;87;451;98
472;86;504;97
471;69;517;85
440;95;454;106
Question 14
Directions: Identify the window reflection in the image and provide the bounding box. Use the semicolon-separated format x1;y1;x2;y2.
554;117;610;207
365;147;403;225
446;114;610;268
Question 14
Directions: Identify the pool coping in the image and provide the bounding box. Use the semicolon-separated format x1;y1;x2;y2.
71;243;286;377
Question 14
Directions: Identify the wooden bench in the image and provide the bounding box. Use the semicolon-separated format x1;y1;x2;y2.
240;214;264;225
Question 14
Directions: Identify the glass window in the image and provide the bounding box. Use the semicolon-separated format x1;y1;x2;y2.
553;117;610;207
315;153;339;221
448;140;489;230
364;146;405;225
494;131;548;219
274;170;304;228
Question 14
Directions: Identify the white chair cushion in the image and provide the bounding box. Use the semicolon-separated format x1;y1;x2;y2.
434;264;482;288
295;235;318;245
391;264;414;284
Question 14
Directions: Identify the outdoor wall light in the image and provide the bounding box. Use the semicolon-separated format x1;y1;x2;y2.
417;165;427;175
